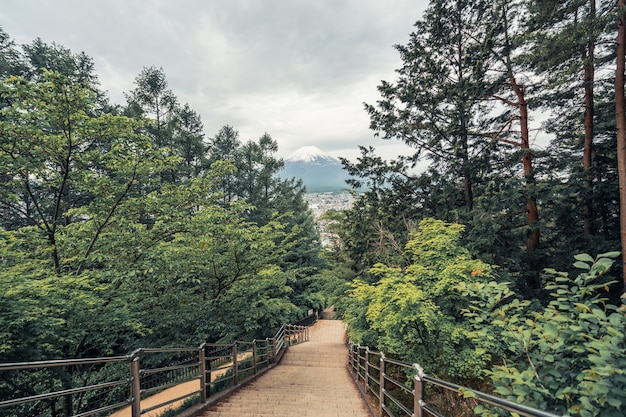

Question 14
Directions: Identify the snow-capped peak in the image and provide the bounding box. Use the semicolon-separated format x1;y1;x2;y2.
285;146;339;164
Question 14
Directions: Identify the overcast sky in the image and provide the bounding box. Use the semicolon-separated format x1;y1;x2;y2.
0;0;429;161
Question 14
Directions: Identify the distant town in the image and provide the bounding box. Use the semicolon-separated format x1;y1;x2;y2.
305;192;355;218
305;192;355;247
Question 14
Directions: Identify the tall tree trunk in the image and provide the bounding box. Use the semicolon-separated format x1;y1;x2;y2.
48;231;61;275
511;78;539;254
503;13;540;256
456;19;474;212
615;0;626;291
583;0;596;235
461;133;474;211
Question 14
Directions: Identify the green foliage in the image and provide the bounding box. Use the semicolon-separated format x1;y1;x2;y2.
338;0;623;304
0;26;330;417
344;218;496;381
0;71;173;360
462;252;626;416
0;69;324;359
365;0;498;213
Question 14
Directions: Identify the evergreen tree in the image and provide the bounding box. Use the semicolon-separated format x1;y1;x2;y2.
21;38;98;86
171;103;207;181
125;66;178;147
365;0;495;213
126;66;209;184
0;26;24;79
525;0;614;235
519;0;621;284
616;0;626;289
208;124;242;203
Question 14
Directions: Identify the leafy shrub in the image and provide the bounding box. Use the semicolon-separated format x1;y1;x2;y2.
461;252;626;417
344;218;497;381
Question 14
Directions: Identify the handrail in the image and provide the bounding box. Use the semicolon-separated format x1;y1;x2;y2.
0;317;313;417
347;342;569;417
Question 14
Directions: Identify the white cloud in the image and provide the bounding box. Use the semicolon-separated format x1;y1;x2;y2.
1;0;429;162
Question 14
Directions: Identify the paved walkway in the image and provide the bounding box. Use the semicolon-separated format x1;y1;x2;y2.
201;320;372;417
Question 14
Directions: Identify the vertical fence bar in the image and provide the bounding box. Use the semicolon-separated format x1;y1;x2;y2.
413;364;424;417
252;341;257;374
360;346;366;384
347;344;352;371
357;345;362;383
379;353;385;417
199;344;207;403
365;348;370;392
206;355;212;397
355;345;359;374
130;353;141;417
233;343;238;385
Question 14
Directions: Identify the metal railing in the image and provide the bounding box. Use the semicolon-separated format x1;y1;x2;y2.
0;323;309;417
347;343;568;417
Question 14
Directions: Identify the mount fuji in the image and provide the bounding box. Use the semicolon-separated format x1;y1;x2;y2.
280;146;351;192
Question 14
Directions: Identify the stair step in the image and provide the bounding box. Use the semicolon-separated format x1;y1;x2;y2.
200;321;370;417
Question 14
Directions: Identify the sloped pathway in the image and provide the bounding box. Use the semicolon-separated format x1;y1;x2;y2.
201;319;372;417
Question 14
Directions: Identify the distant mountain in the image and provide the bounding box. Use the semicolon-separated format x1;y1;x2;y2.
280;146;351;192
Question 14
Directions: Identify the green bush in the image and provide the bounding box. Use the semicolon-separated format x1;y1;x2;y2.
344;218;497;381
461;252;626;417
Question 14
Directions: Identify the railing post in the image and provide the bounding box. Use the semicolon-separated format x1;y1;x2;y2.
270;337;276;363
252;340;258;374
130;351;142;417
347;343;353;372
413;364;425;417
379;353;385;417
199;344;207;403
365;348;370;390
233;343;238;385
358;345;364;383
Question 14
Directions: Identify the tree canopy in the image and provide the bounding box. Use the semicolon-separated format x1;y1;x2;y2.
3;0;626;413
0;29;326;370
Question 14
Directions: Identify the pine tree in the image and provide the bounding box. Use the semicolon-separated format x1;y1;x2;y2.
616;0;626;290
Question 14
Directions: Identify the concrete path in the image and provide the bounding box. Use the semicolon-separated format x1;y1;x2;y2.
201;320;372;417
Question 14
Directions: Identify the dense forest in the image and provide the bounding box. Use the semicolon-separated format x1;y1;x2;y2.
0;27;330;362
1;0;626;416
329;0;626;416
